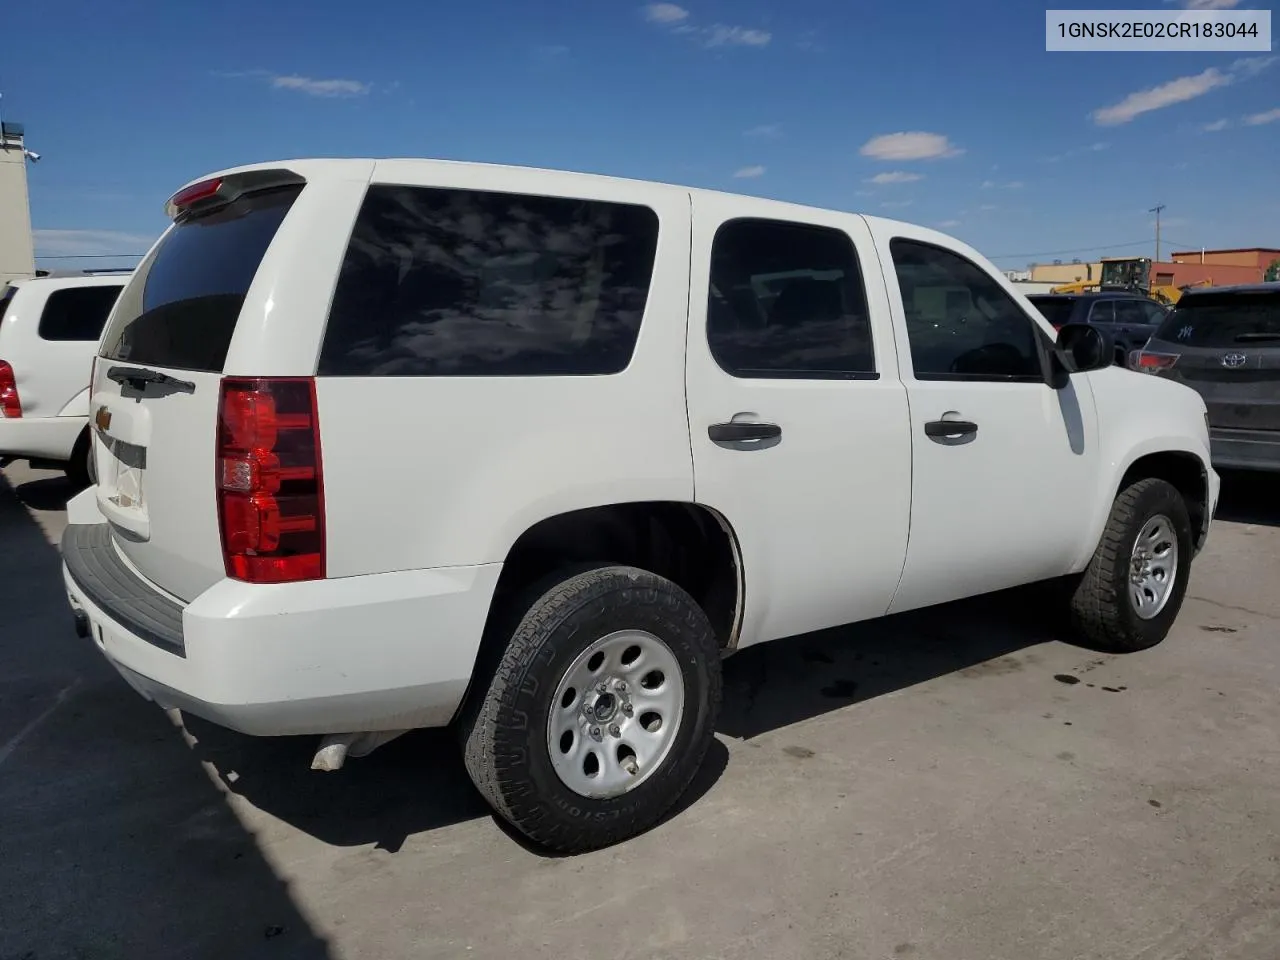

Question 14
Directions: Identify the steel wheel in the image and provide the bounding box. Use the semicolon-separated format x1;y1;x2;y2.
1129;514;1178;620
547;629;686;800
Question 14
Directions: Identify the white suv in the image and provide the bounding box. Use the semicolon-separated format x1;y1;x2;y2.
1;273;129;484
61;159;1219;853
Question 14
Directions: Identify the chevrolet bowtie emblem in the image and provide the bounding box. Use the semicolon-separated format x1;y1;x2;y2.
94;406;112;432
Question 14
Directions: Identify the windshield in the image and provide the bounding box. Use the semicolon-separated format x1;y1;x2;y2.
1027;296;1076;327
1154;291;1280;347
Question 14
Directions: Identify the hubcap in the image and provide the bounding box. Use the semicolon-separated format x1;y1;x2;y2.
1129;514;1178;620
547;629;685;800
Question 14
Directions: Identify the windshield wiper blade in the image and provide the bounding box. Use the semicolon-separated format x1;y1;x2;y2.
106;365;196;393
1233;332;1280;343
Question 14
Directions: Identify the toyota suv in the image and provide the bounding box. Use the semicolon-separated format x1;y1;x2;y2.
61;159;1219;853
1134;284;1280;472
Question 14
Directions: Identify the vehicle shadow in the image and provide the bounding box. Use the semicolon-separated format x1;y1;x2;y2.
12;472;80;512
0;468;334;960
190;582;1062;852
1213;469;1280;527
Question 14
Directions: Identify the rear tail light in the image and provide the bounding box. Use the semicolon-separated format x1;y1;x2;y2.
0;361;21;418
1133;351;1179;375
216;378;325;583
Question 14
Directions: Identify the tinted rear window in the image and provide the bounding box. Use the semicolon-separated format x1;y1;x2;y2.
38;285;123;342
318;185;660;377
99;186;301;372
1027;297;1076;327
1154;291;1280;347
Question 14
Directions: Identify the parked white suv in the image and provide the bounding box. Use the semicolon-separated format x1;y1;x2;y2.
61;160;1219;853
1;273;129;485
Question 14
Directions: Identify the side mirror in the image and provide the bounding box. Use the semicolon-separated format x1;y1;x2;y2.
1056;322;1114;375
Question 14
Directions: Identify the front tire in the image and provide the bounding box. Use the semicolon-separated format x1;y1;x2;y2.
1069;478;1193;652
461;565;721;854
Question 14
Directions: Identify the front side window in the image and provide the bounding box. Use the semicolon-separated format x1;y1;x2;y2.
706;218;875;379
318;186;660;377
38;285;124;342
890;239;1042;381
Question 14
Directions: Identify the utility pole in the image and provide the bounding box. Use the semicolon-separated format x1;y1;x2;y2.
1149;203;1166;264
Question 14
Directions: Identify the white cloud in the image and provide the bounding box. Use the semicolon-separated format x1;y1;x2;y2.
1202;118;1231;131
271;74;371;97
1092;58;1274;126
533;44;569;59
732;165;766;178
936;219;962;228
860;131;963;161
745;123;782;138
32;229;156;257
978;204;999;211
1171;0;1239;8
706;25;771;46
1244;107;1280;125
982;179;1024;190
880;200;914;209
867;171;924;184
644;3;688;23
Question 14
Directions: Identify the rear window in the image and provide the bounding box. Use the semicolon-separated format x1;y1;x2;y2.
1154;290;1280;347
99;186;302;372
38;285;123;342
318;185;660;377
1027;296;1076;327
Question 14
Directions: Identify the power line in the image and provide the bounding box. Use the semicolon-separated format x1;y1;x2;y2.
987;238;1156;260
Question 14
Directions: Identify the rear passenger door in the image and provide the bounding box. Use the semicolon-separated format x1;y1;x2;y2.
685;195;912;648
870;226;1100;614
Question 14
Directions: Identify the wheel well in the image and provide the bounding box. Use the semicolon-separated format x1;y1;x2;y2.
1119;452;1208;549
487;502;742;651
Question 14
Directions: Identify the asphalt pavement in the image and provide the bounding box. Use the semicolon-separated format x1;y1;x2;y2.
2;462;1278;960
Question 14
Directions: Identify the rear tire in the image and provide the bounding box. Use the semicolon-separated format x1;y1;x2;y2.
1069;478;1193;652
461;564;721;854
64;429;91;489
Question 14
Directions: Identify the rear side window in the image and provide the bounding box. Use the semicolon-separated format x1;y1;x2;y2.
1155;291;1280;347
100;186;302;372
1027;297;1075;327
707;218;875;379
37;285;123;342
318;186;660;377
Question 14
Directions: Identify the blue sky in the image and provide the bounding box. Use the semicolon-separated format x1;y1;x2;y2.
4;0;1278;272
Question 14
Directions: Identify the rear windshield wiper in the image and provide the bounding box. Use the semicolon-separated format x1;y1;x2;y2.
106;365;196;393
1233;332;1280;343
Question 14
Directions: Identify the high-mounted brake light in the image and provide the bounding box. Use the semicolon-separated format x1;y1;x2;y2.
166;178;223;218
1133;351;1179;375
216;378;325;584
0;361;21;418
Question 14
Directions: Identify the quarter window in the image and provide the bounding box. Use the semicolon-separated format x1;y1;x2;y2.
889;239;1042;381
319;186;660;377
38;285;123;342
706;218;875;379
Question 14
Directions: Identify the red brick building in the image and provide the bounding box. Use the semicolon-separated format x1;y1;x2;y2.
1156;248;1280;287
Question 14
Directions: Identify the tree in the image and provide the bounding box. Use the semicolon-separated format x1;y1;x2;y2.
1266;259;1280;283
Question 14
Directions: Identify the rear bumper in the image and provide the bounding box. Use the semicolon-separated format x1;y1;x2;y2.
61;521;502;736
1210;428;1280;473
0;415;85;462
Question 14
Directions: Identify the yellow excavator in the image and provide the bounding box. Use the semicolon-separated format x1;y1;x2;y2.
1049;257;1211;305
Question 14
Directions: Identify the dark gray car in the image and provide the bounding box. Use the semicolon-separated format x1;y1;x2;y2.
1137;284;1280;472
1027;292;1168;366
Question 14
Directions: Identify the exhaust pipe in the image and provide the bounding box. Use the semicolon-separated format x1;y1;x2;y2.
311;730;409;772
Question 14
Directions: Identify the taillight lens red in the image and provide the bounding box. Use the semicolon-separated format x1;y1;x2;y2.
0;361;21;418
1134;351;1179;374
216;378;324;584
166;177;223;218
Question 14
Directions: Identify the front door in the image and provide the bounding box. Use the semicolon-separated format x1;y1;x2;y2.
869;226;1101;615
685;195;913;648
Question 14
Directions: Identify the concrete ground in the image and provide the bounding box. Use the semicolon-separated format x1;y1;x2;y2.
2;462;1279;960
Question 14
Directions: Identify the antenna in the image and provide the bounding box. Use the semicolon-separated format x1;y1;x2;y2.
1149;203;1166;264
